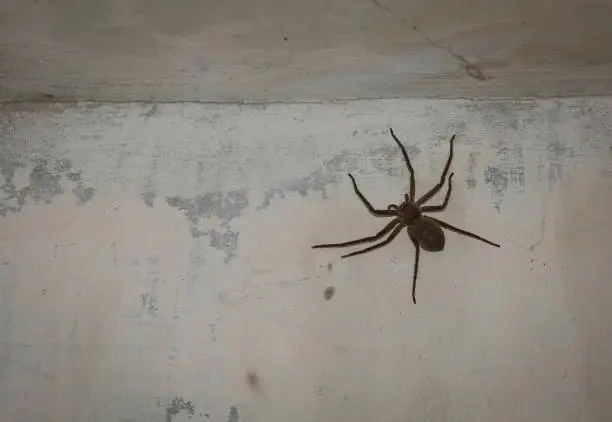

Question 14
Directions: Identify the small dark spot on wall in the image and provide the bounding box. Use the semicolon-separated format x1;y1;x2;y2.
142;104;158;118
140;293;158;316
465;64;487;81
246;369;262;392
72;185;95;205
324;286;336;300
142;189;156;207
283;37;288;41
165;397;195;422
66;171;82;182
548;162;563;186
327;262;333;272
227;406;240;422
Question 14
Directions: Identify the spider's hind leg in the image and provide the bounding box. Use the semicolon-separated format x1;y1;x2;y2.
340;224;403;258
312;219;400;249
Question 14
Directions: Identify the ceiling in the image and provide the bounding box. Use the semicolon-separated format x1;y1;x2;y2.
1;0;612;102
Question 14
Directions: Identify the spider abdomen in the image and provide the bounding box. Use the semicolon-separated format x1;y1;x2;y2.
411;216;445;252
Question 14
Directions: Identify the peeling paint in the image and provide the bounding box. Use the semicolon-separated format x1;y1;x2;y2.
259;136;418;209
166;190;249;262
165;397;195;422
466;151;480;189
0;156;95;214
259;153;346;209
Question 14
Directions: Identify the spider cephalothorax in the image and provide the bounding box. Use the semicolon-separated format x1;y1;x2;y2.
312;128;500;303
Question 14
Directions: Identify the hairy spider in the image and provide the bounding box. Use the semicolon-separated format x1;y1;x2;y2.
311;128;500;304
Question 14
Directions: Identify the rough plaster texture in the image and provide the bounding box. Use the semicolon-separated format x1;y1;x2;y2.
1;98;612;422
2;0;612;102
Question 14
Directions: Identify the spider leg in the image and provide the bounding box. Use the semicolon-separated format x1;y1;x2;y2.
415;134;456;206
408;231;421;304
389;128;416;201
429;217;501;248
312;219;400;249
348;174;396;217
340;224;403;258
420;173;454;213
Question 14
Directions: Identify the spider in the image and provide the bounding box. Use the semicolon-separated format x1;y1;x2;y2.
311;128;500;304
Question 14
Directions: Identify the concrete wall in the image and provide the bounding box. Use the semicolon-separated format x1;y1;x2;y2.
2;0;612;102
1;97;611;421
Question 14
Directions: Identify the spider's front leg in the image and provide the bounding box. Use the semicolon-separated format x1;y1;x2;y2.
347;174;395;217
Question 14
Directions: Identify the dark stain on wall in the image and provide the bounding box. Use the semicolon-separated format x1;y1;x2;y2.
166;189;249;262
227;406;240;422
165;397;195;422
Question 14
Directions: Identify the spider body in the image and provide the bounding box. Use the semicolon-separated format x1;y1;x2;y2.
410;217;445;252
312;128;500;303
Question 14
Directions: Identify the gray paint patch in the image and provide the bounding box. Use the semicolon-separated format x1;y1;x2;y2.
141;188;156;207
139;293;158;316
259;154;344;209
208;229;240;263
165;397;194;422
0;156;96;215
26;159;64;203
258;135;419;209
466;151;480;189
484;165;525;212
166;190;249;262
227;406;239;422
0;155;27;215
484;166;509;213
544;139;572;189
72;184;95;205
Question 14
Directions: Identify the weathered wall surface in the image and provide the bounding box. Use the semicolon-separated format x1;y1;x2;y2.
2;0;612;102
1;98;612;421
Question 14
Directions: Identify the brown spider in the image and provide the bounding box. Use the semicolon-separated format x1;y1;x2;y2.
311;128;500;304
